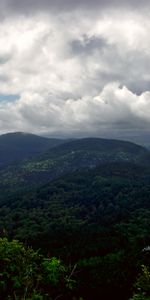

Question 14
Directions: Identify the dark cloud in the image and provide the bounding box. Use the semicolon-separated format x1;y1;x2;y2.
71;36;107;55
1;0;150;16
0;53;12;64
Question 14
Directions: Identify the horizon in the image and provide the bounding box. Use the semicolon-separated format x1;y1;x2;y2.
0;130;150;148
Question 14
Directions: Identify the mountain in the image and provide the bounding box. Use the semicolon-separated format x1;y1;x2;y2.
0;137;149;189
0;132;65;167
42;137;148;158
0;135;150;300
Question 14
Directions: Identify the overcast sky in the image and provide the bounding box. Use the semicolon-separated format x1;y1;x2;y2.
0;0;150;139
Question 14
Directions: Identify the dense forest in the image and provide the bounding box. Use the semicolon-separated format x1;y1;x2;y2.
0;133;150;299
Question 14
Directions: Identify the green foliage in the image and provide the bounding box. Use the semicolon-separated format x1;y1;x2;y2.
0;137;150;300
0;238;75;300
0;237;39;296
1;161;150;299
42;257;66;285
130;265;150;300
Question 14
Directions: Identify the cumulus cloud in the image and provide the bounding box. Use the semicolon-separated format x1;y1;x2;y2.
0;1;149;138
0;83;150;138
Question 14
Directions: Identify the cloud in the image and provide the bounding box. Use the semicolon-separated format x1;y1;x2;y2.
1;0;150;16
0;2;149;137
0;83;150;137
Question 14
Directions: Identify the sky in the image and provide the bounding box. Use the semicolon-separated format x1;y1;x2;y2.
0;0;150;140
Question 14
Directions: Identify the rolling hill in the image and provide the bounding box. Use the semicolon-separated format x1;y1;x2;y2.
0;132;65;167
0;136;149;189
0;133;150;300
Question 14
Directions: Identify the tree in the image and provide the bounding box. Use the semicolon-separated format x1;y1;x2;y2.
130;265;150;300
0;238;76;300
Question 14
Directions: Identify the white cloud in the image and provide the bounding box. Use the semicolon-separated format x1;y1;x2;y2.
0;82;150;137
0;8;150;136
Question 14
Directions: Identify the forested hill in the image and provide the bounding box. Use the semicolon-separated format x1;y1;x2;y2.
43;137;147;156
0;132;64;167
1;161;150;299
0;135;149;189
0;134;150;299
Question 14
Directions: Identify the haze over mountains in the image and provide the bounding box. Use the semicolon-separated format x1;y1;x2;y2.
0;132;149;190
0;132;65;167
0;131;149;165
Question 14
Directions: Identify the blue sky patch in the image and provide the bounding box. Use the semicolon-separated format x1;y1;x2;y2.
0;94;20;103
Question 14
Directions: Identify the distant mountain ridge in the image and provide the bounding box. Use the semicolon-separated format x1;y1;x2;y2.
42;137;147;157
0;132;65;167
0;133;149;189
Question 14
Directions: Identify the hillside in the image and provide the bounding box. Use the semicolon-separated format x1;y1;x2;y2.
0;161;150;299
0;135;150;299
0;132;65;167
0;133;150;300
0;137;148;189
